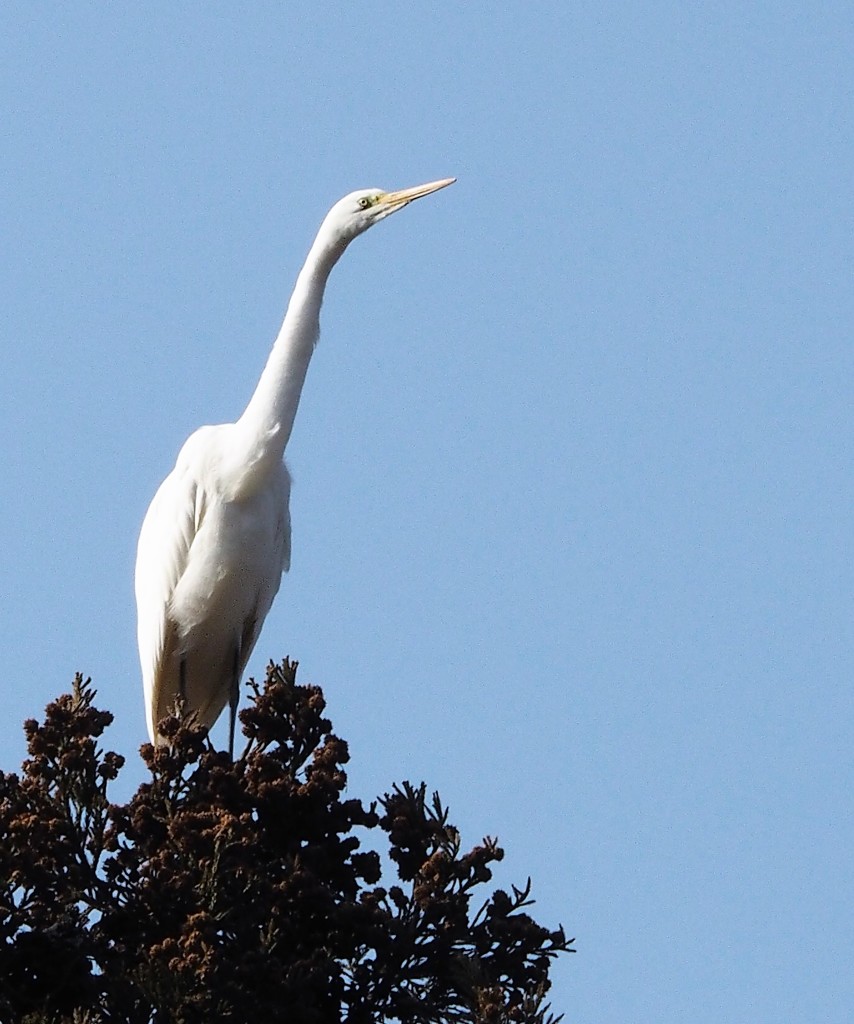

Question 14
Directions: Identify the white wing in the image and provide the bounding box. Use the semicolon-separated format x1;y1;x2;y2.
135;426;292;743
134;432;210;743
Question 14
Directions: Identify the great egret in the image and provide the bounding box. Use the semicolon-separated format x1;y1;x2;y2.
135;177;455;753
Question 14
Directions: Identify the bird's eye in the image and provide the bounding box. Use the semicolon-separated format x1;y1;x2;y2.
358;196;373;210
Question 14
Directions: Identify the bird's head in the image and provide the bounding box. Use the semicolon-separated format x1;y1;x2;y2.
323;177;456;245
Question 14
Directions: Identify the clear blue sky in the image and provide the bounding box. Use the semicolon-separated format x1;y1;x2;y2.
2;4;852;1020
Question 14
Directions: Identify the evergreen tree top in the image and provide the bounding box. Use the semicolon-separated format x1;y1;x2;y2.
0;659;572;1023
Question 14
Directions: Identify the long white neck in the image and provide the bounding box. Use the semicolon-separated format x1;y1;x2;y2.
234;220;348;466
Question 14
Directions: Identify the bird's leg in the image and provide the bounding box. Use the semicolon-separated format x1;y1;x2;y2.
228;646;240;760
179;655;187;706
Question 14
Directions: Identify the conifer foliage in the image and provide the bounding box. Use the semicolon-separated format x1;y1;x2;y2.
0;660;572;1023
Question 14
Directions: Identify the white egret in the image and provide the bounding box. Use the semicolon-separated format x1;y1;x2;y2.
135;177;455;754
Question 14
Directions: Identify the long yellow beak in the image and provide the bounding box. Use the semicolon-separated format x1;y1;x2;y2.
379;177;456;209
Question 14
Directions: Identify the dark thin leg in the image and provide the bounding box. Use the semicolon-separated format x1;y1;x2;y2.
179;656;187;705
228;647;240;760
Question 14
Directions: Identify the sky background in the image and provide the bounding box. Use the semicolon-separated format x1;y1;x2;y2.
1;3;852;1021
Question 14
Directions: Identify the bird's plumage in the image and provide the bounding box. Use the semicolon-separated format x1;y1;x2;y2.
136;424;291;743
135;178;455;751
